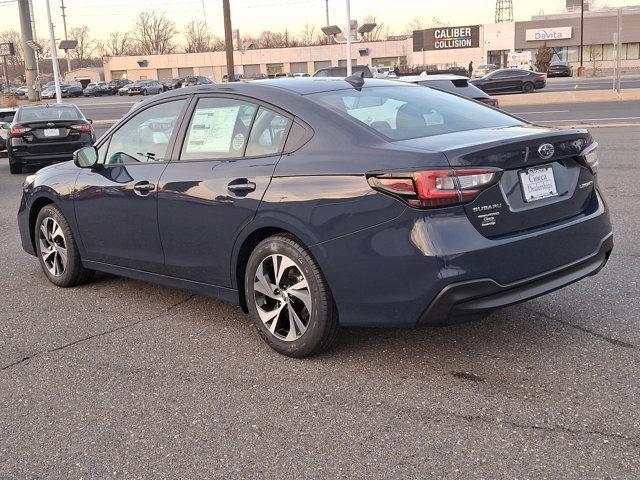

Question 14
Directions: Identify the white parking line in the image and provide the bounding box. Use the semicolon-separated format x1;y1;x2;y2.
511;110;570;115
536;116;640;123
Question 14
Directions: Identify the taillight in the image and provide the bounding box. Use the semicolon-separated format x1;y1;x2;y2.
10;126;31;137
368;168;501;208
71;123;92;133
580;142;598;174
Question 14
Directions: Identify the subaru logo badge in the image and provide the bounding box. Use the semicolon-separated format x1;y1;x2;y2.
538;143;555;159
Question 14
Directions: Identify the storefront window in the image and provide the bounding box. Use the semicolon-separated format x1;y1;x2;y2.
588;45;603;61
626;43;640;60
553;46;568;61
602;44;615;61
567;46;580;62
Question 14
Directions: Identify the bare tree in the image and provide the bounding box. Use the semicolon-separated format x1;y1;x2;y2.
298;23;317;46
257;31;290;49
69;26;97;67
404;16;443;34
102;31;136;57
133;11;177;55
360;16;390;42
184;19;212;53
0;29;25;80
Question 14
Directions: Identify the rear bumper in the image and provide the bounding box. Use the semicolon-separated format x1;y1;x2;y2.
418;232;612;325
311;189;612;328
11;151;77;166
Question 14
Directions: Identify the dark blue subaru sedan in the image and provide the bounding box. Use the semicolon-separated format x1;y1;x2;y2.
18;78;612;357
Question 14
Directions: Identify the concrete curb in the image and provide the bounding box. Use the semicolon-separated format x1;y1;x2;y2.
497;88;640;107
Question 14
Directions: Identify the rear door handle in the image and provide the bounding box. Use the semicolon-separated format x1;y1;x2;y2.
133;181;155;194
227;179;256;193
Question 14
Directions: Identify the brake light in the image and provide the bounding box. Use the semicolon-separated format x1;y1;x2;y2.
580;142;598;174
368;169;501;208
71;123;92;133
10;126;31;137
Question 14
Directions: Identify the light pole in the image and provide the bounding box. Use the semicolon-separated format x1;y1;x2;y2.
44;0;62;102
345;0;352;76
578;0;585;77
222;0;235;81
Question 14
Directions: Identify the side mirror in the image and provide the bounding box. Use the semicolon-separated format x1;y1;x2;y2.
73;146;99;168
86;118;93;124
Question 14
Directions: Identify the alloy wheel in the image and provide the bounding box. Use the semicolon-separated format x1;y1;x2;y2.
253;254;312;342
38;217;67;277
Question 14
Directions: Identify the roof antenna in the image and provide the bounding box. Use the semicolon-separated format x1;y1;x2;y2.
344;71;365;91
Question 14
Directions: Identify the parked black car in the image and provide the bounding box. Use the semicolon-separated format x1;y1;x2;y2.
470;69;546;94
108;79;131;94
171;77;186;89
83;82;112;96
17;78;611;357
182;76;213;87
547;61;573;78
61;82;83;98
7;104;94;174
0;107;17;151
313;65;375;78
399;73;499;107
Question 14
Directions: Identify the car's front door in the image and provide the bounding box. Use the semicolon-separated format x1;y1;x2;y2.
74;98;189;272
157;95;292;286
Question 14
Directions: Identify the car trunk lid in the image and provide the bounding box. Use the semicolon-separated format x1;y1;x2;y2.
395;125;596;237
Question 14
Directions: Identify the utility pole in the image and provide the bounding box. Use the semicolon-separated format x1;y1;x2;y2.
325;0;330;26
615;8;622;93
60;0;71;73
345;0;352;76
45;0;62;103
578;0;585;76
18;0;39;101
222;0;235;81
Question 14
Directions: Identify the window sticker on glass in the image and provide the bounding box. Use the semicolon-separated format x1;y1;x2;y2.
186;106;240;153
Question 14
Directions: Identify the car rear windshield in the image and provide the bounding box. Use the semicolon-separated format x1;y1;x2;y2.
309;85;521;141
17;105;83;122
0;111;15;122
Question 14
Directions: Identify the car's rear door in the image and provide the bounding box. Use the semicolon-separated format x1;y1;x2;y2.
157;95;292;287
74;97;189;273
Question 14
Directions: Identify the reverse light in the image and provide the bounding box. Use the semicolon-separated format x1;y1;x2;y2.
368;168;501;208
10;126;32;137
71;123;92;133
580;142;599;174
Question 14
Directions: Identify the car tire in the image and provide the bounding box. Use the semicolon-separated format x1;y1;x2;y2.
9;161;22;174
245;234;339;357
8;150;21;174
522;82;535;93
34;204;94;288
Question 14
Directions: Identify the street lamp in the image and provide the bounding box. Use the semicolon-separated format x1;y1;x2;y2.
321;5;376;77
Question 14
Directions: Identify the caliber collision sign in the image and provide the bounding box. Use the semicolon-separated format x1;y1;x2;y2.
413;25;479;52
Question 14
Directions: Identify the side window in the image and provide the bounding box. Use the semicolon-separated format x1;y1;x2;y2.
315;69;328;77
245;107;292;157
180;98;257;160
104;99;186;165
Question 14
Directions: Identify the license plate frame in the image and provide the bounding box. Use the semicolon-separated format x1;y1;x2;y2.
519;164;559;203
43;128;60;137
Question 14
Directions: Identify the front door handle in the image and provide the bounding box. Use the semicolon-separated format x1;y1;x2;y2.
133;181;155;194
227;179;256;193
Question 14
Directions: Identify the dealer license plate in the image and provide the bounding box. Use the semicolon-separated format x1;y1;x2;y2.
43;128;60;137
519;165;558;203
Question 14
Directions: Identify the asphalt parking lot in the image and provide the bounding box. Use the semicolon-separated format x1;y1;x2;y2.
0;112;639;477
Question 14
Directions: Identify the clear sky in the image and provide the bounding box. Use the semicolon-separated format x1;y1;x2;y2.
1;0;638;41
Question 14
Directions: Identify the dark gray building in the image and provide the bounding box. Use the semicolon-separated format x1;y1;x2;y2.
515;7;640;68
